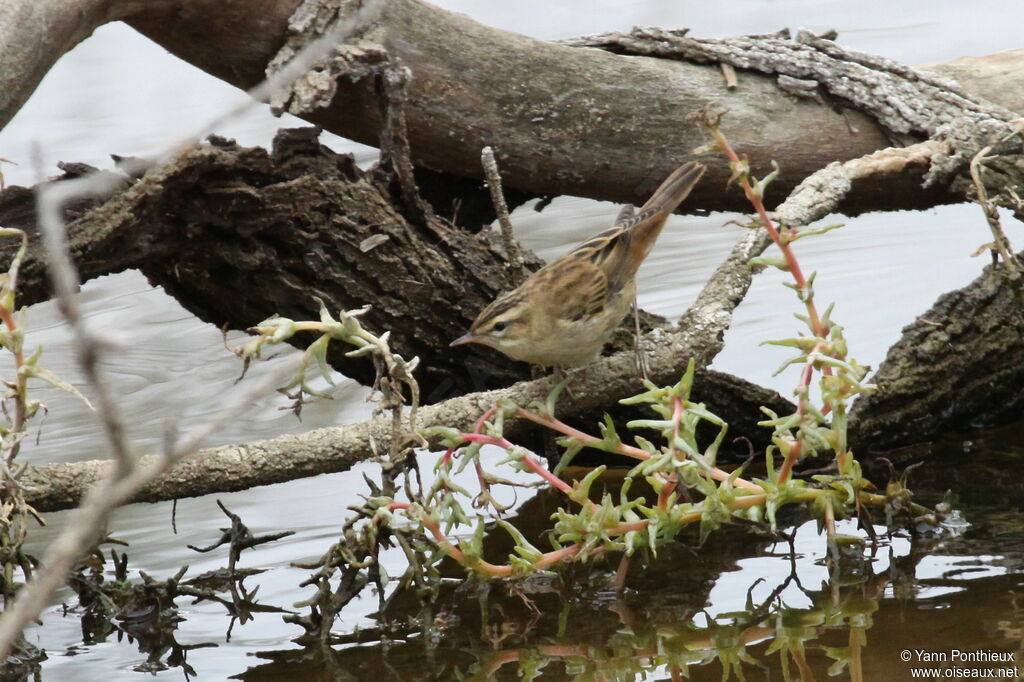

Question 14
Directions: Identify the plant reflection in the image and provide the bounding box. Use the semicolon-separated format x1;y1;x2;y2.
237;495;962;682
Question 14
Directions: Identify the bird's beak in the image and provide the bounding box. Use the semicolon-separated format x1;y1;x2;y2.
450;332;476;347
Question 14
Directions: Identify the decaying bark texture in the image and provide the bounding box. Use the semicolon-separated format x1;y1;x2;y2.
263;1;959;215
850;256;1024;453
0;128;550;394
568;28;1024;206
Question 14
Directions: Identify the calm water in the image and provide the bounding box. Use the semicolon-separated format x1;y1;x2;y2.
1;1;1023;680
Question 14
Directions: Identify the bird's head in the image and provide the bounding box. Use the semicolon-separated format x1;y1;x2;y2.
450;291;534;360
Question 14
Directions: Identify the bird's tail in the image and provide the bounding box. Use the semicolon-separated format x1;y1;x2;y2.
623;161;706;274
640;162;706;217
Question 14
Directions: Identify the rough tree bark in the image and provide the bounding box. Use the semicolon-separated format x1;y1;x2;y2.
0;128;545;395
3;0;1022;213
850;255;1024;453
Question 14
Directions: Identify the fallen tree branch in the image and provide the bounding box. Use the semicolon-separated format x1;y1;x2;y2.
849;247;1024;453
0;130;545;396
20;228;778;512
566;27;1017;138
6;0;1024;217
124;0;1024;212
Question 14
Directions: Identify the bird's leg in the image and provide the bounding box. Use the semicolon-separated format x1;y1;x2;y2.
551;365;576;401
632;298;649;381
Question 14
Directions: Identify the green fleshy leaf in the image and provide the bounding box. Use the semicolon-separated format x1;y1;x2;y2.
24;363;93;410
496;519;543;563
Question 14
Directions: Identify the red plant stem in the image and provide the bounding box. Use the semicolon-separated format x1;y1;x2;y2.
709;128;825;338
514;407;764;493
657;474;678;510
413;503;593;576
713;127;843;484
657;398;685;508
473;407;496;434
0;303;26;467
669;397;683;459
776;338;831;483
775;440;802;485
460;432;575;495
612;493;767;536
390;490;777;577
472;457;490;496
516;407;641;455
823;495;837;542
434;407;496;503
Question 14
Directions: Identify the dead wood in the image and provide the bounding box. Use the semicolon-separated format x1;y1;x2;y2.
0;129;550;395
850;254;1024;453
123;0;1024;214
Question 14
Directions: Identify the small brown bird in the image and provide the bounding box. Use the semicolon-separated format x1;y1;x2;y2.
451;162;706;367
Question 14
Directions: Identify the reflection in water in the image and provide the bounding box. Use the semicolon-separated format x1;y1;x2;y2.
62;502;290;678
229;497;1017;682
44;440;1024;682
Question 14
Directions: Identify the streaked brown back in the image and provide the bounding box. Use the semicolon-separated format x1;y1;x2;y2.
567;162;705;294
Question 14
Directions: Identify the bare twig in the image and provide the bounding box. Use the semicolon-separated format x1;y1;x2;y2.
0;336;299;656
481;146;525;285
719;63;738;89
0;235;300;655
968;147;1022;277
36;179;136;476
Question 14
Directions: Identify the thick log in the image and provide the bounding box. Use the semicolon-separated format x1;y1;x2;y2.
125;0;1018;215
0;128;549;395
3;0;1024;220
850;257;1024;453
2;0;1023;227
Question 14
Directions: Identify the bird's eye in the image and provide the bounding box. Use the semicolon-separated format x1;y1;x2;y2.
491;321;508;333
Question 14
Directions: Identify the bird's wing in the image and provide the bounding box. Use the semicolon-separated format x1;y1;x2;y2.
566;220;646;296
615;204;636;224
534;256;610;323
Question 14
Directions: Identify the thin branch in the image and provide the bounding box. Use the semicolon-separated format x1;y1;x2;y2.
481;146;525;285
36;179;136;476
968;146;1022;281
0;212;300;654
